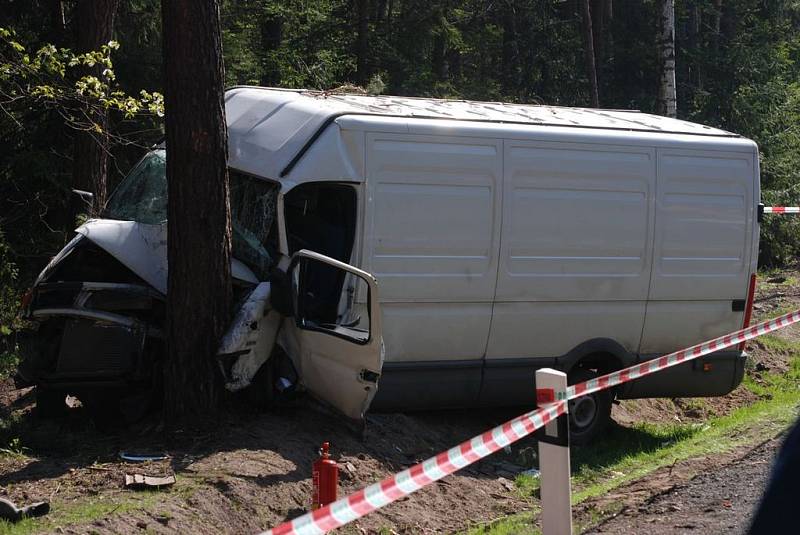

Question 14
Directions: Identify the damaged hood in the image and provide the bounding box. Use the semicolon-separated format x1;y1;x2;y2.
76;219;258;294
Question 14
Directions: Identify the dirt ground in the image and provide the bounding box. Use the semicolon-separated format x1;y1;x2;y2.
583;438;780;534
0;268;798;534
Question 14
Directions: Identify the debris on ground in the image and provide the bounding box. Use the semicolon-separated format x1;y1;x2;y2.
124;473;176;490
0;497;49;522
119;451;170;462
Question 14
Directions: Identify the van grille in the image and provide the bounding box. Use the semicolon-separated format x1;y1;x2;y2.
56;319;143;375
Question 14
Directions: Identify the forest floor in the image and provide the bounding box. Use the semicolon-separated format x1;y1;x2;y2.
0;269;798;534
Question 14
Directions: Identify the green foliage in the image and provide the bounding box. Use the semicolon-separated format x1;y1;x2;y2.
0;0;798;330
0;228;21;378
0;26;164;126
0;436;28;457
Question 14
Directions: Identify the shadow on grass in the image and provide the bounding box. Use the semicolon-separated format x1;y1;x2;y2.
570;419;701;475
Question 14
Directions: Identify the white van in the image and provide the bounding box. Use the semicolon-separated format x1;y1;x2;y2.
18;87;760;442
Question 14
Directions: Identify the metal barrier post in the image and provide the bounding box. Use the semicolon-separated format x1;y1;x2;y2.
536;368;572;535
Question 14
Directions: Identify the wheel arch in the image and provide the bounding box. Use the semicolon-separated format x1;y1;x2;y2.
556;337;635;377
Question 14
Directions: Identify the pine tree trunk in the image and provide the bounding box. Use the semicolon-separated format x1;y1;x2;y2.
161;0;233;425
712;0;723;52
355;0;370;85
49;0;66;45
580;0;600;108
657;0;677;117
501;1;519;93
259;13;282;86
591;0;605;64
688;0;701;90
72;0;119;216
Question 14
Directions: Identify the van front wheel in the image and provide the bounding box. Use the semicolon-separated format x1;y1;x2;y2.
567;368;612;446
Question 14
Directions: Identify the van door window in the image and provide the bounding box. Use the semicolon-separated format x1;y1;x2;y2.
284;183;357;324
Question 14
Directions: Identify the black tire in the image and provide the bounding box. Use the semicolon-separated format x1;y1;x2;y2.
34;388;68;419
567;367;612;446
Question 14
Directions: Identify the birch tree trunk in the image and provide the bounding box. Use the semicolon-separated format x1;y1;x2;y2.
657;0;677;118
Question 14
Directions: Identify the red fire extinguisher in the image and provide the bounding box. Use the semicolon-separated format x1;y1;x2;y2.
312;442;338;509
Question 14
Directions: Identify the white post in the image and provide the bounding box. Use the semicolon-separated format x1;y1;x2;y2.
536;368;572;535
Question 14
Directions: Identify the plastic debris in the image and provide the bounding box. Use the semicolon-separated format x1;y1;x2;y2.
124;474;176;489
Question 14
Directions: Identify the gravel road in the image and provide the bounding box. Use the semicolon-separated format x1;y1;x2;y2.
585;439;780;535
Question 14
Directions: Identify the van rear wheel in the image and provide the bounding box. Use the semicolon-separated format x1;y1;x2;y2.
567;367;612;446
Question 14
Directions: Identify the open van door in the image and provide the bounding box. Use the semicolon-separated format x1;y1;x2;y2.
284;249;383;420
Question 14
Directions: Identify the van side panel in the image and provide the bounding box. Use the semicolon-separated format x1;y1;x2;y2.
364;133;503;407
485;141;656;359
638;149;754;356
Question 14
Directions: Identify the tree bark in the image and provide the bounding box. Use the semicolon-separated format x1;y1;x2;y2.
355;0;370;85
688;0;701;90
580;0;600;108
712;0;723;52
49;0;66;46
591;0;605;64
161;0;233;425
259;13;282;86
71;0;119;215
657;0;677;117
501;0;519;93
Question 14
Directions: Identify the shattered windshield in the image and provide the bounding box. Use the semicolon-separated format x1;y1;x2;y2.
105;150;167;224
104;150;280;278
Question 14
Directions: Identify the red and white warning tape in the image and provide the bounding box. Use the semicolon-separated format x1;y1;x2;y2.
567;308;800;400
763;206;800;214
263;308;800;535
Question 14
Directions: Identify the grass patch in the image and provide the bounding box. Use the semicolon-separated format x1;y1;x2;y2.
755;334;800;354
0;481;188;535
0;340;21;380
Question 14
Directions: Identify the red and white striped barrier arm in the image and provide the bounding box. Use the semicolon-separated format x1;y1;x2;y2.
763;206;800;214
566;308;800;400
263;308;800;535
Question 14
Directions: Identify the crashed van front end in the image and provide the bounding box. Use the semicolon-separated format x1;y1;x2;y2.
17;140;384;423
16;231;168;419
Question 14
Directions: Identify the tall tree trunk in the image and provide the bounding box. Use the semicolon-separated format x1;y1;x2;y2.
591;0;605;64
501;0;519;93
657;0;677;117
49;0;66;45
72;0;119;216
605;0;613;61
161;0;233;425
259;13;282;86
688;0;701;90
712;0;723;53
580;0;600;108
355;0;369;85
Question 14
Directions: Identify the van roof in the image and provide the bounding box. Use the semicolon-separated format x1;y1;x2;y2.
225;86;741;183
229;86;736;136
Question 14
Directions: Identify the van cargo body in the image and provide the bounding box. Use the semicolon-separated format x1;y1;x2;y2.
20;87;759;442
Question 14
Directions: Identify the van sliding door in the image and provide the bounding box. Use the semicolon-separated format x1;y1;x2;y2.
485;140;657;405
